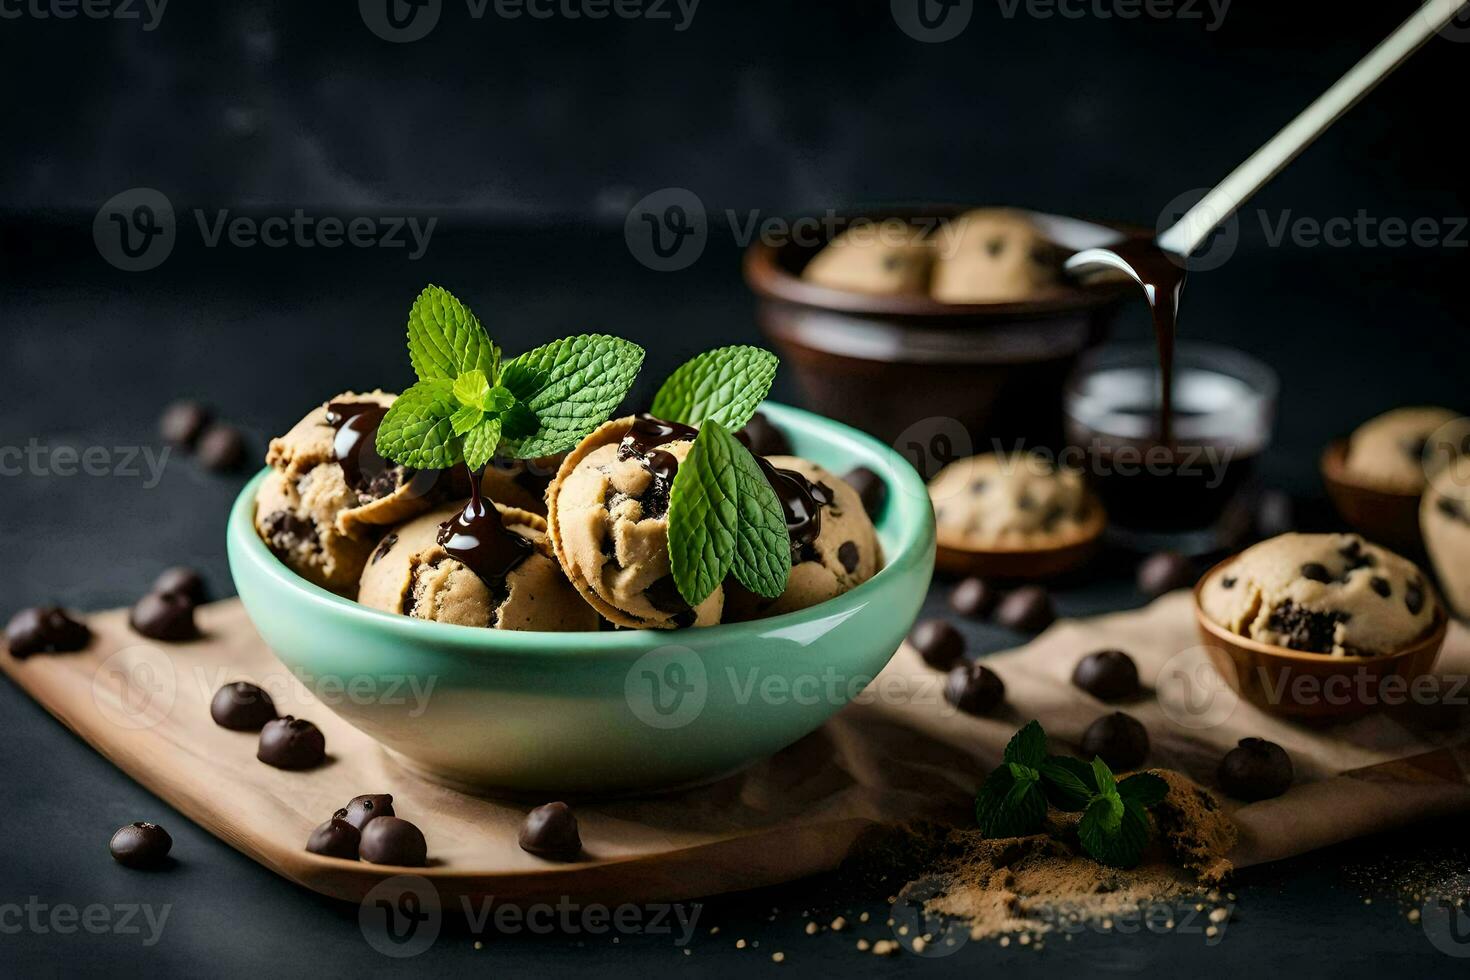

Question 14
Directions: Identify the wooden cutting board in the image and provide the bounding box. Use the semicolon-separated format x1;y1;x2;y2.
0;600;971;907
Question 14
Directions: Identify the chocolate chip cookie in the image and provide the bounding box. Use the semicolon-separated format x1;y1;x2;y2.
928;452;1103;551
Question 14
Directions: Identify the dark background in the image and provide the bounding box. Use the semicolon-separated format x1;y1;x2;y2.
2;1;1468;977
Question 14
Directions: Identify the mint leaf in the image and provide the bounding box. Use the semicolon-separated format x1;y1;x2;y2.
727;440;791;598
1003;720;1048;768
453;369;491;410
650;346;780;430
667;419;739;606
1091;756;1119;798
1039;756;1095;812
376;379;460;469
449;403;483;437
463;417;502;471
406;285;499;383
1118;772;1168;807
497;335;645;458
975;765;1047;839
1079;794;1150;868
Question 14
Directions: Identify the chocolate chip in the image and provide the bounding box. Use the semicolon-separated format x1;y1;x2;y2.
371;533;398;564
519;802;582;861
1072;650;1140;702
944;662;1005;716
152;566;207;605
210;681;278;731
5;606;90;658
197;424;247;472
837;541;860;573
881;254;902;271
159;400;212;449
109;822;172;869
1406;581;1425;616
1438;497;1467;523
948;577;997;619
1217;737;1292;801
257;716;326;770
970;479;988;494
1370;576;1391;599
1221;576;1237;589
984;237;1005;257
129;590;198;641
1299;562;1332;583
645;575;693;618
1267;600;1347;654
1137;552;1194;596
735;412;793;458
340;794;395;831
1080;712;1149;771
908;618;965;670
359;816;428;867
843;466;887;520
994;586;1055;633
305;818;360;860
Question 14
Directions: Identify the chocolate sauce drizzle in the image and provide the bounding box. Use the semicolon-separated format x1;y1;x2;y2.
436;465;534;594
326;401;439;500
754;456;833;563
618;413;699;516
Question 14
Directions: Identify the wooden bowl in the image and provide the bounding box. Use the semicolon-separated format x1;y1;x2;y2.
935;503;1105;580
1320;439;1424;554
743;206;1140;447
1192;556;1448;720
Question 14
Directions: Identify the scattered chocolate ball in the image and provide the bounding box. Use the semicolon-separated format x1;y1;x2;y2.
197;424;247;472
257;716;326;770
843;466;888;521
5;606;90;658
1080;712;1150;771
948;577;997;619
340;794;395;831
1137;552;1195;597
1072;650;1141;702
1217;737;1293;801
305;818;361;860
518;802;583;861
109;821;172;869
944;662;1006;716
152;566;207;605
908;618;965;670
1256;490;1295;539
159;399;212;449
129;590;198;642
994;586;1055;633
359;816;428;867
735;412;793;457
210;681;278;731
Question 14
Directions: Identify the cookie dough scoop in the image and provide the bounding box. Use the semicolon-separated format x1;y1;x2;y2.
723;456;882;621
359;501;599;631
547;416;724;629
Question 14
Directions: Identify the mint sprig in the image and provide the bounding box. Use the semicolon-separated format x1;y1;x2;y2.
667;420;741;607
728;441;792;598
650;346;779;430
975;720;1169;869
377;286;644;471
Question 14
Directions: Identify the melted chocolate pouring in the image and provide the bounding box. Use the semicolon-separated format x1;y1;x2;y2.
754;456;833;564
436;466;534;594
1078;240;1188;444
617;414;698;516
327;401;439;500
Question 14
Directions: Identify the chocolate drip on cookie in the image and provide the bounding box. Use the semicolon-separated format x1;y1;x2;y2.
617;414;698;517
327;401;440;502
753;456;833;564
436;475;534;597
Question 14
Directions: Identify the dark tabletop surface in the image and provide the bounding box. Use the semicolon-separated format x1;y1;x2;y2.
2;216;1468;977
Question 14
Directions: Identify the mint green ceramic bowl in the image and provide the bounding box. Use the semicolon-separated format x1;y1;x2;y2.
228;402;935;795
